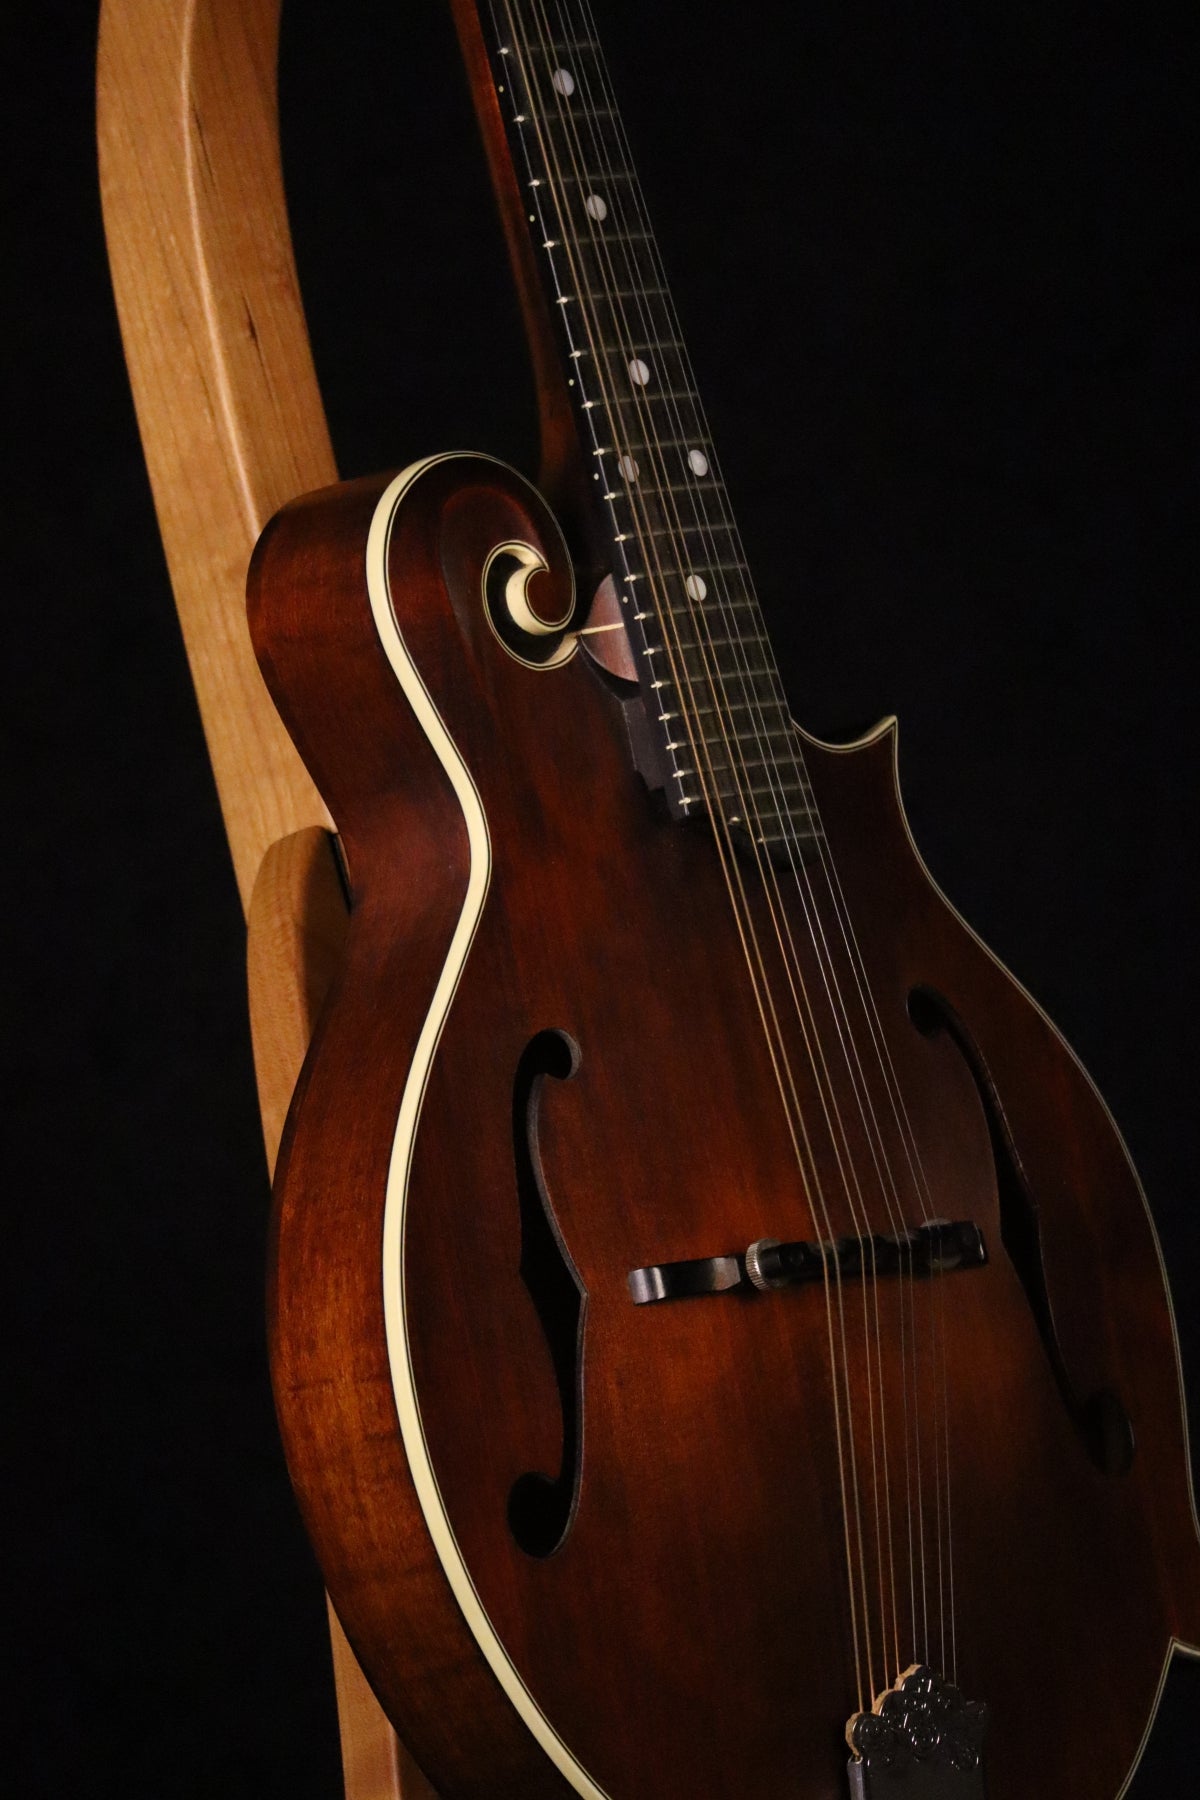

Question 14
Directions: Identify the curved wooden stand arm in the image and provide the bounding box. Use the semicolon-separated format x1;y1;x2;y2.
98;3;433;1793
96;0;331;907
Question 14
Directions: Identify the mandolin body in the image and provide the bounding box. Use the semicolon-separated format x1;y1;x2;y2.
250;454;1200;1800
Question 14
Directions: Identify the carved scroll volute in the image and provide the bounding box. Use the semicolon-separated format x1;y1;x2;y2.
97;3;432;1795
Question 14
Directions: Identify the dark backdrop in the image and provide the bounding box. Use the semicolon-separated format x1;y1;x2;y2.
6;0;1198;1794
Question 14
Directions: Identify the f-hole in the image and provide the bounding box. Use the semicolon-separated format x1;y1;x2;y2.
508;1029;586;1557
907;986;1134;1477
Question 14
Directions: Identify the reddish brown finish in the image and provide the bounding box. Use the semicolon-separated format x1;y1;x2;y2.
250;455;1200;1800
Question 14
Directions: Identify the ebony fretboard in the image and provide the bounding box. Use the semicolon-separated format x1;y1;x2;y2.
481;0;819;853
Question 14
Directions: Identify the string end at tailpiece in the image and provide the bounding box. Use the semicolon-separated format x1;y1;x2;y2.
847;1664;987;1798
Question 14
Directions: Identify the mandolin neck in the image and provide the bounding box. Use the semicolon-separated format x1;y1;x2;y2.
454;0;820;850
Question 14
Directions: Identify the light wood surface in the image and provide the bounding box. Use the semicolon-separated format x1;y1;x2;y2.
328;1603;441;1800
246;828;351;1171
97;0;331;912
97;1;419;1790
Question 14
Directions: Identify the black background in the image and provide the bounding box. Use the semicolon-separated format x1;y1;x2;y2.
6;0;1199;1794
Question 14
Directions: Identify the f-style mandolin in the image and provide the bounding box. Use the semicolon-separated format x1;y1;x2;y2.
249;3;1200;1795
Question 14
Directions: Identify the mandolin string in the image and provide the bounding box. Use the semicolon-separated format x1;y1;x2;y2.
525;0;935;1684
542;20;910;1697
519;0;897;1647
527;0;906;1691
786;779;958;1673
555;0;930;1688
496;0;886;1697
492;0;876;1703
496;0;957;1699
564;4;958;1682
539;4;916;1691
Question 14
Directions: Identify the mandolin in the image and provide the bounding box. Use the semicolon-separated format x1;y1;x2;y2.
249;2;1200;1796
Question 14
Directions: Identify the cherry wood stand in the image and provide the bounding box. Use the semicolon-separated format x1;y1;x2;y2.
97;1;433;1791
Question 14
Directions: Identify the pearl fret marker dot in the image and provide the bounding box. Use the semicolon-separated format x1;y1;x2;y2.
628;358;651;386
687;449;709;477
585;194;608;221
619;455;639;482
552;68;576;96
685;575;708;601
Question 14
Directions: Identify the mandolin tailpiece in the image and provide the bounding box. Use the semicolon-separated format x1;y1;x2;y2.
847;1666;987;1799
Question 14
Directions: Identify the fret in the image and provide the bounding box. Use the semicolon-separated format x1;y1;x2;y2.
686;701;794;726
581;282;671;303
717;785;818;816
608;389;699;406
645;479;728;500
611;498;736;532
724;723;805;750
595;437;707;458
707;801;818;834
590;226;654;245
665;651;780;684
544;100;619;119
688;787;820;826
728;809;818;836
596;432;705;452
672;655;778;682
655;602;764;631
670;632;772;656
648;632;774;663
686;758;809;794
591;339;689;357
663;560;754;579
636;520;738;541
658;593;758;617
710;755;807;783
736;821;823;846
715;796;815;822
705;774;816;810
619;484;727;511
558;167;637;186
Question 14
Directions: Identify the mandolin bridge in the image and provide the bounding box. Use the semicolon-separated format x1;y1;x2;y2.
847;1666;987;1798
628;1219;986;1306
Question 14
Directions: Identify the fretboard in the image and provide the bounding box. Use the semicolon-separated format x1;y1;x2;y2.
480;0;819;853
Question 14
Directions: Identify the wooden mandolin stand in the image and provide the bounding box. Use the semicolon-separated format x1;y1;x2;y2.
98;1;433;1793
